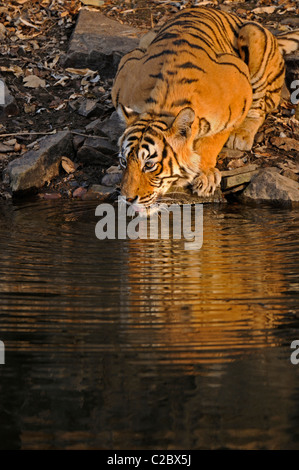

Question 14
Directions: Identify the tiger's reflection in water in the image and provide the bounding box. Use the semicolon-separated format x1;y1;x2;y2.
119;207;287;368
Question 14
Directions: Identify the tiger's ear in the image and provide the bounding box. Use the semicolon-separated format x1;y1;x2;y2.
117;104;140;125
169;107;195;140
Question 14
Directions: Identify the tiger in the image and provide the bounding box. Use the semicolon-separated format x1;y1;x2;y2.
111;6;298;210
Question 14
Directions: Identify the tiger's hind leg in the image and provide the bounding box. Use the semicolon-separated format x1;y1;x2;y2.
226;22;285;150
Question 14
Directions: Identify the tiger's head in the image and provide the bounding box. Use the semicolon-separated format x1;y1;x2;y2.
117;105;196;211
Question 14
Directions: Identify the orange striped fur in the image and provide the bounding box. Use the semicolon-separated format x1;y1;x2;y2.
112;7;290;207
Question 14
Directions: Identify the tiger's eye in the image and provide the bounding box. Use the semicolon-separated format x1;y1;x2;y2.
119;155;127;168
144;161;155;170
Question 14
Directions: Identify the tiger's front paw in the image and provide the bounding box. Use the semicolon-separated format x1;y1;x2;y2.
191;168;221;196
226;128;255;151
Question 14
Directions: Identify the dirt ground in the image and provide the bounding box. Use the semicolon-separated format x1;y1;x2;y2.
0;0;298;199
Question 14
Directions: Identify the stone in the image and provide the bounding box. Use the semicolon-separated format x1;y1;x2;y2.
76;145;117;167
101;171;122;187
281;17;299;27
82;184;116;200
84;136;118;155
77;99;105;118
281;169;299;183
73;186;87;198
0;143;14;153
4;131;74;192
64;10;141;78
221;164;259;191
86;111;125;143
0;77;19;119
240;167;299;207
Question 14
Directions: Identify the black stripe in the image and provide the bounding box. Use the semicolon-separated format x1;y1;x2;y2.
143;49;177;64
179;78;199;84
216;57;250;80
149;72;164;80
171;99;192;107
115;49;144;77
177;61;206;73
151;32;180;45
145;97;158;104
143;136;156;146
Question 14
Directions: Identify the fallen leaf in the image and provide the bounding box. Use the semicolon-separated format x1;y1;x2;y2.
19;18;39;30
61;156;78;174
80;0;104;6
271;136;299;151
24;103;36;114
252;6;277;14
0;65;24;77
65;67;97;76
23;75;46;88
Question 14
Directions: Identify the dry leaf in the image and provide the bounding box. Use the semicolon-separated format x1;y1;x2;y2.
252;6;277;14
80;0;104;6
19;18;39;30
65;67;96;76
23;75;46;88
0;65;24;77
61;156;78;174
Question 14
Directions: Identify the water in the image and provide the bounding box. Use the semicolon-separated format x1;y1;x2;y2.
0;199;299;450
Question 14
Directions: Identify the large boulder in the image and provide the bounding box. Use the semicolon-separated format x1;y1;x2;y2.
5;131;74;193
64;10;141;78
239;167;299;207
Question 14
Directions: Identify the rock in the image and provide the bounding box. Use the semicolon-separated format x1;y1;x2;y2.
77;99;105;118
281;169;299;183
86;111;125;143
240;168;299;207
101;171;122;187
73;186;87;198
76;145;117;167
0;77;19;119
0;143;14;153
39;192;62;200
82;184;116;200
64;10;141;78
72;134;85;150
106;165;121;174
4;131;74;193
281;17;299;27
160;185;226;205
84;136;118;155
221;164;259;192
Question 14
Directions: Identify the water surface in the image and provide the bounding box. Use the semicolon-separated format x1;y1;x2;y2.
0;199;299;449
